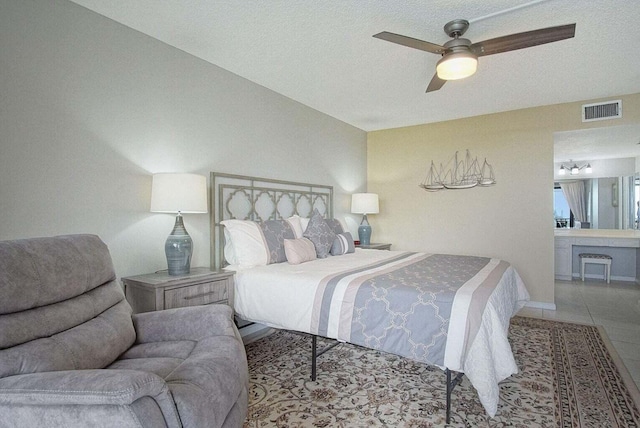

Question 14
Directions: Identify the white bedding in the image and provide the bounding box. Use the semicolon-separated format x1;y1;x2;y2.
229;249;529;416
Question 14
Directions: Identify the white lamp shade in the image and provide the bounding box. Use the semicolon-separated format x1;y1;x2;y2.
150;173;208;213
351;193;379;215
436;52;478;81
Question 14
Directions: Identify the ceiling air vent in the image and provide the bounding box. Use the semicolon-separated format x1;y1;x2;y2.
582;100;622;122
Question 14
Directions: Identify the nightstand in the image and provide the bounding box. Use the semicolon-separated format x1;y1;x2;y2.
356;243;392;250
122;267;234;313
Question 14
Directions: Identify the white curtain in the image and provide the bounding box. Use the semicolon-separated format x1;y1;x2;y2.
560;181;587;223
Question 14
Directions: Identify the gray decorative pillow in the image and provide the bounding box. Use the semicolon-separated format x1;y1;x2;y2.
303;209;336;258
331;232;355;256
259;220;296;264
325;218;344;235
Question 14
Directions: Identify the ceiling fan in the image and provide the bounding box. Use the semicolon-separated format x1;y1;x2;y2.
373;20;576;92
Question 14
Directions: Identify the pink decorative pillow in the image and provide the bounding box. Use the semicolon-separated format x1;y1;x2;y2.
284;238;317;265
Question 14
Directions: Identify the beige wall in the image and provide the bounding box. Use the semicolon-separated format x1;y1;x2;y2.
0;0;367;277
367;93;640;305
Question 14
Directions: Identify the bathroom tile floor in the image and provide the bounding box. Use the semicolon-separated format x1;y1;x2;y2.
518;278;640;389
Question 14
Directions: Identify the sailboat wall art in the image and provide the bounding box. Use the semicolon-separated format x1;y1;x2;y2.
419;150;496;192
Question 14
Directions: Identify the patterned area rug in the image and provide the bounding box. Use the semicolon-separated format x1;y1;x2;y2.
243;317;640;427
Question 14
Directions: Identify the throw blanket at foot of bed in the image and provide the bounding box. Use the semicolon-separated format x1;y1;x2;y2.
309;252;529;416
233;250;530;416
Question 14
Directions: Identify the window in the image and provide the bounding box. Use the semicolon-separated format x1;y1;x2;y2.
554;186;572;228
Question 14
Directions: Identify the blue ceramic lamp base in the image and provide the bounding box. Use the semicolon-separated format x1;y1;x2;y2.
165;214;192;276
358;225;372;246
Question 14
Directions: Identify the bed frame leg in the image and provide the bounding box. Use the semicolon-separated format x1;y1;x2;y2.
446;369;452;424
445;368;464;424
309;335;340;381
311;335;317;381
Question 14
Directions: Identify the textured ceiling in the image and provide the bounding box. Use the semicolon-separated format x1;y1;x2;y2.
554;124;640;162
69;0;640;158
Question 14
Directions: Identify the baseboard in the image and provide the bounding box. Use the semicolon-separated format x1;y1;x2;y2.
611;275;636;282
525;301;556;311
571;273;636;282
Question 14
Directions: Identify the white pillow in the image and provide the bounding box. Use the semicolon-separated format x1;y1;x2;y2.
286;215;316;237
300;217;310;233
284;238;317;265
286;215;305;239
220;220;268;267
223;228;238;265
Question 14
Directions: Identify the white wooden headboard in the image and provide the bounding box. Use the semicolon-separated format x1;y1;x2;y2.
210;172;334;269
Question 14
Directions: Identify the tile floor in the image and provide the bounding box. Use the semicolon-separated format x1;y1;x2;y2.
518;278;640;389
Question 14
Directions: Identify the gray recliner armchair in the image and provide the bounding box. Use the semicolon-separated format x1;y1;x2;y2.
0;234;248;427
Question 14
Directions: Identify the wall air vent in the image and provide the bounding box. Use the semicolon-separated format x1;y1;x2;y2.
582;100;622;122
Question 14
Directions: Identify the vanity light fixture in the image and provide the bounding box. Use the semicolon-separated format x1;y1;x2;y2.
558;162;592;176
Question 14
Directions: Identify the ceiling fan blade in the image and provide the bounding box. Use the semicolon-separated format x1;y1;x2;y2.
373;31;444;54
470;23;575;57
426;74;446;92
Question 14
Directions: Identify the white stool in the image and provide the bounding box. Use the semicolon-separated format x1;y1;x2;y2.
579;253;612;283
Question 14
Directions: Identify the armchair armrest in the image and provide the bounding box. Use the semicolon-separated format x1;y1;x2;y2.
0;370;180;427
0;369;169;406
132;304;236;343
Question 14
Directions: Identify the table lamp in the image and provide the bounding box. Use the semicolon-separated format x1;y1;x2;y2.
351;193;379;246
150;173;208;275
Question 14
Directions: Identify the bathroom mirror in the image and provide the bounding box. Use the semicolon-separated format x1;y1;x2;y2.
554;176;639;230
554;125;640;230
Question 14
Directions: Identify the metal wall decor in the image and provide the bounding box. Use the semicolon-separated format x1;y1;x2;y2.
420;150;496;192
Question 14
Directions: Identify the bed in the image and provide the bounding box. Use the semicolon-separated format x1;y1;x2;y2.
210;172;530;421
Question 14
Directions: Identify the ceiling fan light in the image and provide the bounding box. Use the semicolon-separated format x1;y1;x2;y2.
436;52;478;80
